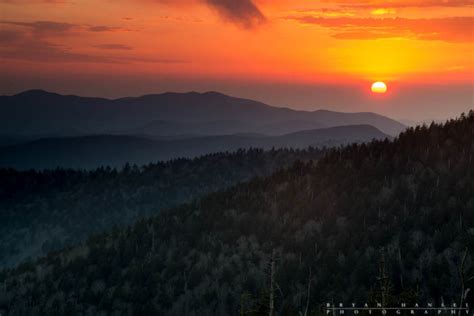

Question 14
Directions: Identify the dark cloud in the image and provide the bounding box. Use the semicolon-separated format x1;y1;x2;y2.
205;0;266;28
150;0;265;28
287;16;474;42
93;44;133;50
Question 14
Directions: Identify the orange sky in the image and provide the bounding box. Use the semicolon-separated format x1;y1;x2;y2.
0;0;473;119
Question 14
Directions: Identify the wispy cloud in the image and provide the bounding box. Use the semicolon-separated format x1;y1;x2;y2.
0;0;65;3
0;21;183;64
0;20;77;35
0;20;126;36
0;38;185;63
287;8;356;18
87;25;126;32
287;16;474;42
322;0;474;8
93;44;133;50
3;0;267;29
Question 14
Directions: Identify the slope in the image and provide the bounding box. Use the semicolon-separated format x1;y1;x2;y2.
1;113;472;315
0;148;325;268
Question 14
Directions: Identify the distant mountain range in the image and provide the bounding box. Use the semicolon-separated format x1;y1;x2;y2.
0;125;389;169
0;90;406;139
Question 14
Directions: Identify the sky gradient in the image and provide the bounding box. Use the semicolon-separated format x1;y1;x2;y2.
0;0;473;120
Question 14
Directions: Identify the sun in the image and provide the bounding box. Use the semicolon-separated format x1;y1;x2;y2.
371;81;387;94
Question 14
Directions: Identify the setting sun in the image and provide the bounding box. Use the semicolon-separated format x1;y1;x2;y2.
371;82;388;94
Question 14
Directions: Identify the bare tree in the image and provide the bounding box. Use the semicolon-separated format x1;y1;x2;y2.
299;266;313;316
269;249;275;316
376;248;392;306
398;246;404;290
458;247;473;316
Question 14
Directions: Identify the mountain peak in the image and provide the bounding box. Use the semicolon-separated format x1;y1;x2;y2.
13;90;59;98
201;91;227;97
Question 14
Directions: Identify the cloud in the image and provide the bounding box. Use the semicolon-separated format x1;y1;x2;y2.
204;0;266;28
2;0;266;29
0;0;65;3
0;37;185;63
158;15;204;23
289;8;356;18
0;33;118;63
322;0;474;8
87;25;125;32
2;44;118;63
0;20;77;35
0;20;126;36
148;0;265;28
0;21;182;64
287;16;474;42
93;44;133;50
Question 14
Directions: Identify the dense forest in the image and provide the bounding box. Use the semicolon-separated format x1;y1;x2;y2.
0;148;325;268
1;112;473;315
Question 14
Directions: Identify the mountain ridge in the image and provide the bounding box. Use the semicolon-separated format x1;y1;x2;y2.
1;89;406;136
0;124;389;170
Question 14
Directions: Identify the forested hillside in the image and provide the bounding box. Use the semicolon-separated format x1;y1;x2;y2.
1;113;473;315
0;148;324;268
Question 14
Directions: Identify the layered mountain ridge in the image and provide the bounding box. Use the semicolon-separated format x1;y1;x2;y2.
0;90;406;138
1;112;472;315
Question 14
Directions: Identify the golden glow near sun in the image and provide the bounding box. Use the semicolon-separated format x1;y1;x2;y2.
371;82;387;94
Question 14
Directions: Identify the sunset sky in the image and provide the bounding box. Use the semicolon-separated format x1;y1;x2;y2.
0;0;473;120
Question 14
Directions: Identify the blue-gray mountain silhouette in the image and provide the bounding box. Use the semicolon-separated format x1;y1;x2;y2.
0;125;389;169
0;90;405;138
